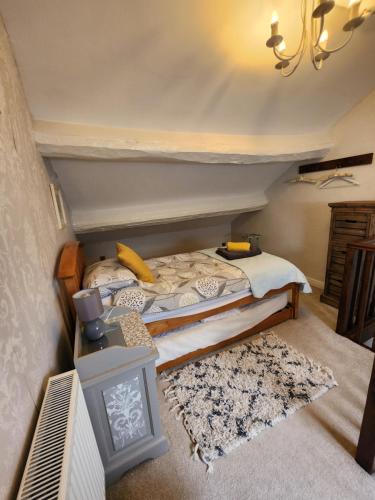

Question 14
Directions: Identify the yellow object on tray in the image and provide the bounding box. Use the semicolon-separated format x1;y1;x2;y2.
226;241;251;252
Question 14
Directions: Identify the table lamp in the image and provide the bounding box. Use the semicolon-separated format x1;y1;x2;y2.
73;288;105;341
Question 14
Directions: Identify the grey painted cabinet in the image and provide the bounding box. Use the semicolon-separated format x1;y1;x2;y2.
74;312;169;485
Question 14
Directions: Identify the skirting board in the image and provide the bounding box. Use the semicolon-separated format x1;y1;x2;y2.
306;276;324;290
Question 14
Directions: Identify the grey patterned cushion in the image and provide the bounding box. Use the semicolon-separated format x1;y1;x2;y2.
83;258;138;298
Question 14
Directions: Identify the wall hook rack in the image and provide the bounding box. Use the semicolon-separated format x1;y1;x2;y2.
298;153;373;175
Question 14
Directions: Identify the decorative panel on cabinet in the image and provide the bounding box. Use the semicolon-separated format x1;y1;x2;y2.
74;312;169;486
320;201;375;308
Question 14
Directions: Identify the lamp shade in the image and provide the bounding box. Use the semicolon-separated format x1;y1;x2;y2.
73;288;104;322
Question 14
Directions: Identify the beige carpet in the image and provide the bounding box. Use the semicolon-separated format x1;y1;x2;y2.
108;290;375;500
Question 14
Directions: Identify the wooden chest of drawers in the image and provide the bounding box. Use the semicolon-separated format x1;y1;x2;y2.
320;201;375;308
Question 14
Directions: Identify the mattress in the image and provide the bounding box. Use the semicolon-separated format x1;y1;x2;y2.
154;291;288;367
142;288;251;323
98;248;310;323
100;250;250;315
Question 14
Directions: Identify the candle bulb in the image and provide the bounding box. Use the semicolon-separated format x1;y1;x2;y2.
271;11;279;36
277;40;286;53
343;0;365;31
266;10;283;48
319;29;329;50
349;0;361;20
315;29;330;63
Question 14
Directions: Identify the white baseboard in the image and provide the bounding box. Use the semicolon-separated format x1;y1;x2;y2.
306;276;324;290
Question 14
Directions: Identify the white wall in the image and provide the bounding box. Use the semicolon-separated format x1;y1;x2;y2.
80;216;232;262
51;158;291;231
0;17;74;499
52;158;291;259
232;89;375;287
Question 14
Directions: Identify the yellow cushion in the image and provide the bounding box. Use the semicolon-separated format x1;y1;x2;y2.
226;241;251;252
116;243;155;283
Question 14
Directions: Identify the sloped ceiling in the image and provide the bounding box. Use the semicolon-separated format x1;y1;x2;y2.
1;0;375;232
2;0;375;134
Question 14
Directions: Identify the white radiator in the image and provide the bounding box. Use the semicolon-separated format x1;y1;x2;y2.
17;370;105;500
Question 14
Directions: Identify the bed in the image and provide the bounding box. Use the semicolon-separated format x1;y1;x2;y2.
57;241;311;372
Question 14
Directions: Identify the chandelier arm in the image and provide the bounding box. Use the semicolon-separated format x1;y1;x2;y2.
310;10;320;69
281;27;308;77
273;46;298;62
270;0;360;75
313;15;325;48
281;53;304;77
318;31;353;54
310;9;324;70
274;0;308;63
281;62;300;77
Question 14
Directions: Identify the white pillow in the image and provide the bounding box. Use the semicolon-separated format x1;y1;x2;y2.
83;258;138;298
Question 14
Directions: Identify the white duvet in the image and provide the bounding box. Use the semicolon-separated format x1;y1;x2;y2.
201;249;312;298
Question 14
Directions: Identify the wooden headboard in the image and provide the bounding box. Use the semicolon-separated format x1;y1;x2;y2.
57;240;85;321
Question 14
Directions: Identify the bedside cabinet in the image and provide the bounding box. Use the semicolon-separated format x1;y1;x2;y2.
321;201;375;308
74;311;169;486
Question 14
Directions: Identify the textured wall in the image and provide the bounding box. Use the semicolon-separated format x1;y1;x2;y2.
0;17;74;499
232;89;375;286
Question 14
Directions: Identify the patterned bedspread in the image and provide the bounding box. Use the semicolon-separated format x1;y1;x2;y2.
113;252;250;316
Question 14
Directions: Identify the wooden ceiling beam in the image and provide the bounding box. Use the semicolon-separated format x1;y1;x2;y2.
33;120;333;165
72;194;268;234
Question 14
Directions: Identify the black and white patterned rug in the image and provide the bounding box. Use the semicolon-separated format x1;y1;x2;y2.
163;332;337;471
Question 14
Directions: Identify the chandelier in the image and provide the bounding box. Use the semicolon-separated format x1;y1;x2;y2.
266;0;374;77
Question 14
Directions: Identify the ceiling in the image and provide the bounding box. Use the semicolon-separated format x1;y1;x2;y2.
1;0;375;136
1;1;374;235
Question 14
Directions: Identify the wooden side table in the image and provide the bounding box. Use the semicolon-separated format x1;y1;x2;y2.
74;311;169;485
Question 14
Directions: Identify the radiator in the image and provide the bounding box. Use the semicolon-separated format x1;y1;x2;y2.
17;370;105;500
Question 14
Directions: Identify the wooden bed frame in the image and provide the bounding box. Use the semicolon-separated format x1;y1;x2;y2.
57;241;300;371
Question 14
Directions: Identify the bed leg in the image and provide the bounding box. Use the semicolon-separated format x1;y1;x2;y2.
291;284;299;319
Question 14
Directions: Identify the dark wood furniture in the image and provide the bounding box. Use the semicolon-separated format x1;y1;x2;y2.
336;238;375;346
321;202;375;308
57;241;300;371
356;355;375;474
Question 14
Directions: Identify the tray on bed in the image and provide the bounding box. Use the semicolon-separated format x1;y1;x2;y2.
216;247;262;260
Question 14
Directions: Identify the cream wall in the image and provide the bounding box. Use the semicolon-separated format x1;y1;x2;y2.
51;158;291;234
51;152;292;259
0;17;74;500
80;217;232;262
232;89;375;287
